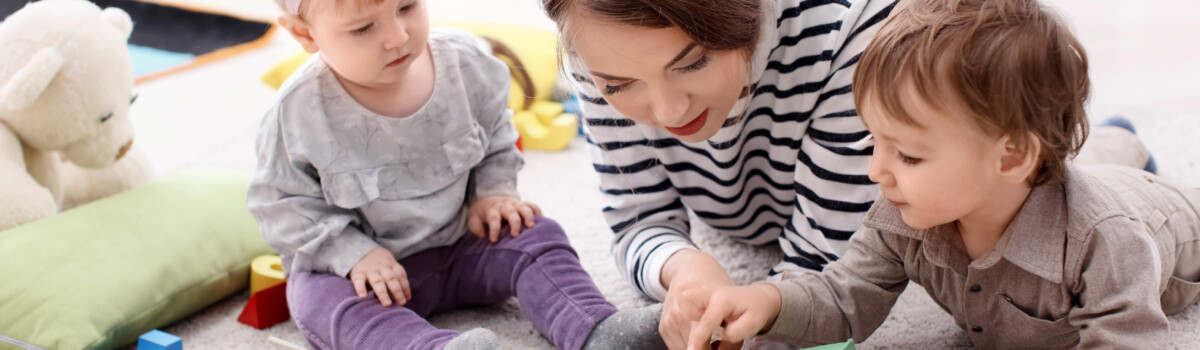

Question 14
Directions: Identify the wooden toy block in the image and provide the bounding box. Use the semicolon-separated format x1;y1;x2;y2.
137;329;182;350
250;255;286;296
801;339;855;350
237;281;290;329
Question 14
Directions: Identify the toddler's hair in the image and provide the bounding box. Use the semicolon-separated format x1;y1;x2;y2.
274;0;387;19
854;0;1090;186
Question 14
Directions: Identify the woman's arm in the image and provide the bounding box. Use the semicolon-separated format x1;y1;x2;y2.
568;61;701;301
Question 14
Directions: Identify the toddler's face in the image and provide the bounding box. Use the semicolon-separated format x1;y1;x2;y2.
306;0;429;89
862;87;1008;230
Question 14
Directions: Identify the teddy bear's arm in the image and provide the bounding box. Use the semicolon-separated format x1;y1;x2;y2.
0;124;59;231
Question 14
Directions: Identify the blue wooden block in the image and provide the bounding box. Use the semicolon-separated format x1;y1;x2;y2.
138;329;182;350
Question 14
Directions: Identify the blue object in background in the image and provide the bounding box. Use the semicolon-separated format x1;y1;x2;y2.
561;94;585;135
129;44;195;78
137;329;182;350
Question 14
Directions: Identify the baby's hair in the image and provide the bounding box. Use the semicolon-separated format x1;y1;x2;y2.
274;0;387;19
854;0;1090;186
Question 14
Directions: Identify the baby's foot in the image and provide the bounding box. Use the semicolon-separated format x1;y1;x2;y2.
1099;116;1157;173
444;328;500;350
582;303;667;350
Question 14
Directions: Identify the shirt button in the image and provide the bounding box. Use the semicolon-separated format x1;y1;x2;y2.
969;285;982;293
972;326;983;333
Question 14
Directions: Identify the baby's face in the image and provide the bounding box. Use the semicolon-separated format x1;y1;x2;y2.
306;0;429;89
861;87;1009;230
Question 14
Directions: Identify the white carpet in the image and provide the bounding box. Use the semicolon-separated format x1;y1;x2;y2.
117;0;1199;349
144;116;1200;349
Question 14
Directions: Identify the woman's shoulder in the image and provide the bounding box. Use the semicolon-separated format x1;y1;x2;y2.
769;0;895;42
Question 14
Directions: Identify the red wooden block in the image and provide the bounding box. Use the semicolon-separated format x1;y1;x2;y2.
237;281;290;329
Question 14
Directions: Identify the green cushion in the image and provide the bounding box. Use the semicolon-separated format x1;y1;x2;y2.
0;169;271;350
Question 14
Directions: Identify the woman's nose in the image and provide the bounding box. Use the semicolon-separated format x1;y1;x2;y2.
649;87;690;127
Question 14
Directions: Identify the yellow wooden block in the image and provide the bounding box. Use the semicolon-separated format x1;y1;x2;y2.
249;255;287;296
514;111;577;151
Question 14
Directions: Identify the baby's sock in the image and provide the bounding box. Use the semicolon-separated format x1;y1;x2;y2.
582;303;667;350
444;328;500;350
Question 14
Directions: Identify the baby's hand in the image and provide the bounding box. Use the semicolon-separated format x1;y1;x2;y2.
348;247;411;307
687;283;783;350
467;196;542;242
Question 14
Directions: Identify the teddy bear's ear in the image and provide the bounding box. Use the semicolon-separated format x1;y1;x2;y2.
102;7;134;39
0;47;65;112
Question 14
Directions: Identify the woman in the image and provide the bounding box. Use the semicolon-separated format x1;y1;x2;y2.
540;0;896;347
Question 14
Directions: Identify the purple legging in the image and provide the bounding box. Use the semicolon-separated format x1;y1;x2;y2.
286;216;617;350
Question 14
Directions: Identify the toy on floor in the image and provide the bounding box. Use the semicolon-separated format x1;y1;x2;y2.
137;329;182;350
249;254;287;295
238;255;291;329
0;0;154;231
802;339;855;350
268;335;306;350
259;20;581;151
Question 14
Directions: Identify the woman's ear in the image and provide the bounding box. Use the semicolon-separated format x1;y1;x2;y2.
278;13;320;53
997;132;1042;185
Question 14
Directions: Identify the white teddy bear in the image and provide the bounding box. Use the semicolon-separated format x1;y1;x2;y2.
0;0;154;231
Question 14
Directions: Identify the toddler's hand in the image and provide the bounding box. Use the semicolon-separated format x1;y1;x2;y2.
467;196;542;242
687;283;783;350
348;247;411;307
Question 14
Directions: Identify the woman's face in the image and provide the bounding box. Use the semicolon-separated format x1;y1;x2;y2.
568;17;749;142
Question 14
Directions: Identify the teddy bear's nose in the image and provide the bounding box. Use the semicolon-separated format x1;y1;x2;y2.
116;140;132;160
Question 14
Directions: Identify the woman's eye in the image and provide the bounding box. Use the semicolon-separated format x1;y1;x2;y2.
351;23;373;35
398;2;415;12
603;82;631;95
676;55;711;73
100;112;113;123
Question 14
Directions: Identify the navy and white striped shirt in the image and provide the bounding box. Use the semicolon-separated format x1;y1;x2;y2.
566;0;895;300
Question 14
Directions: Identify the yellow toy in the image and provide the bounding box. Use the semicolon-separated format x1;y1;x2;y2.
513;101;577;151
260;20;579;151
249;254;286;295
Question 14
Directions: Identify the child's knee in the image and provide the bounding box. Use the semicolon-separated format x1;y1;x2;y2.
513;216;569;242
503;216;574;255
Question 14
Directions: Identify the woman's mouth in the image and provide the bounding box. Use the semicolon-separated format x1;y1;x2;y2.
665;109;708;136
387;55;410;67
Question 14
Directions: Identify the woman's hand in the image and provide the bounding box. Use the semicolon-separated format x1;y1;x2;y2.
348;247;411;307
467;196;543;242
659;249;736;349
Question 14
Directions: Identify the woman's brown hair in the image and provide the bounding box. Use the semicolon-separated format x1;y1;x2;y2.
854;0;1091;186
541;0;761;54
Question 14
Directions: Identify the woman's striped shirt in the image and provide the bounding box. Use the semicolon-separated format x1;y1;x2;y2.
567;0;895;300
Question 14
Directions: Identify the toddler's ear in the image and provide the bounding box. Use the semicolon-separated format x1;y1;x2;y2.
278;13;320;54
997;132;1042;185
